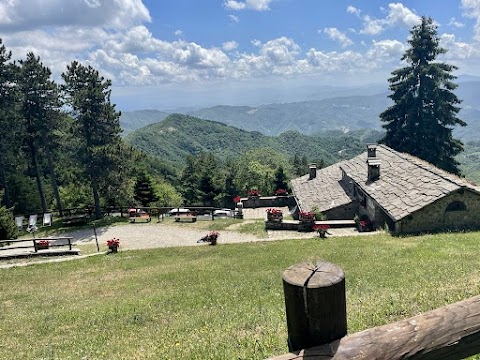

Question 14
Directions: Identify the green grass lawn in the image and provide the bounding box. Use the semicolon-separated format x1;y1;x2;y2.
1;231;480;359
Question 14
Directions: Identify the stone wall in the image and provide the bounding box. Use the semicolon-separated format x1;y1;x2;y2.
396;189;480;234
324;200;358;220
241;196;296;209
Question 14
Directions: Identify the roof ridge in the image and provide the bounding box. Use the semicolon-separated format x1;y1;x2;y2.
377;144;471;189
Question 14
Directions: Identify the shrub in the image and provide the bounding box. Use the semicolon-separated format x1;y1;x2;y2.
0;197;18;240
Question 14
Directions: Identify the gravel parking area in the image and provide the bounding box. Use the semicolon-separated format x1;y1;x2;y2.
63;221;319;251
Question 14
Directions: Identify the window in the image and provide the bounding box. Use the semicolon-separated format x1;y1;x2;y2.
445;201;466;212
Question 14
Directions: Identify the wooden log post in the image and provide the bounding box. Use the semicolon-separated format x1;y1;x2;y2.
282;260;347;352
269;294;480;360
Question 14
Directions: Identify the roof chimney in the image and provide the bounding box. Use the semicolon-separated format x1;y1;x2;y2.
309;163;317;180
367;145;380;182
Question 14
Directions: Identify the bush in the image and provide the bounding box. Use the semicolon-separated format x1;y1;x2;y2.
0;201;18;240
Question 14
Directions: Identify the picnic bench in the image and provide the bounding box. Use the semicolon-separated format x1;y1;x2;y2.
174;212;197;222
129;212;151;223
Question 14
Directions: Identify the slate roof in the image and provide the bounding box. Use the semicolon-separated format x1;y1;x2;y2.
291;145;480;221
290;161;355;213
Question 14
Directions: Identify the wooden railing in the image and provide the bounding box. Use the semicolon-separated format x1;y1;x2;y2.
269;260;480;360
0;237;74;253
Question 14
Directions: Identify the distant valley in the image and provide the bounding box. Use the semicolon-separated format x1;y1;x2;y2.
120;80;480;141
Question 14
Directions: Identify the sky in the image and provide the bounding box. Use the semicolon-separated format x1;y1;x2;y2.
1;0;480;110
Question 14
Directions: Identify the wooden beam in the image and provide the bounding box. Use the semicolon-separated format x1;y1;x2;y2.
268;294;480;360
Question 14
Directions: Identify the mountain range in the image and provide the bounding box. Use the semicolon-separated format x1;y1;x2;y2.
120;80;480;140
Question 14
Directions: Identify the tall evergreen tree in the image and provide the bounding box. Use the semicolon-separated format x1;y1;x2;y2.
0;40;21;209
133;171;159;207
380;16;466;174
62;61;123;219
18;53;63;213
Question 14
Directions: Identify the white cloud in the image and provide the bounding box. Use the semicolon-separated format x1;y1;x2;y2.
360;3;420;35
462;0;480;41
440;33;480;60
0;0;151;31
323;27;353;48
223;41;239;51
251;39;262;47
347;6;361;17
448;17;465;28
228;14;240;23
366;39;406;60
225;0;272;11
175;30;183;37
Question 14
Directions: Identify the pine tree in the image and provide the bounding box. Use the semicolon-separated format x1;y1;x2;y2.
380;16;466;174
18;52;63;214
133;171;159;207
0;40;21;209
273;165;289;193
62;61;123;219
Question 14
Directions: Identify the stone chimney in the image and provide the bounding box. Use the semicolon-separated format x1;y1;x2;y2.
309;163;317;180
367;145;380;182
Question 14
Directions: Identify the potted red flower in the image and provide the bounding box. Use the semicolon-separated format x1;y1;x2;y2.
274;188;288;196
299;211;315;222
36;240;50;250
106;238;120;253
313;224;330;238
266;208;283;222
246;189;261;197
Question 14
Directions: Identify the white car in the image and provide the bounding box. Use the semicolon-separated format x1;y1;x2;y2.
213;209;232;217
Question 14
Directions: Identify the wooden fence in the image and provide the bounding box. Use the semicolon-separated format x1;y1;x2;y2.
269;260;480;360
0;237;76;255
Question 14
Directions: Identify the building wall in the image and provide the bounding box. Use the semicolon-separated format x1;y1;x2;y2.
396;189;480;234
324;200;358;220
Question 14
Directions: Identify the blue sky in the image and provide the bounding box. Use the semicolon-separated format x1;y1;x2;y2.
1;0;480;110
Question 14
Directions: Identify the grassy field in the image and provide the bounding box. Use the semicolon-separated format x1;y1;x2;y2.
1;231;480;359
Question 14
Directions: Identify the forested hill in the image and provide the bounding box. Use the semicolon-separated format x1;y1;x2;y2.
120;110;169;136
119;81;480;141
125;113;382;167
188;94;391;136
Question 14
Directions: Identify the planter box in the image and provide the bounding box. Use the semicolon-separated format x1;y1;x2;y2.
267;214;283;222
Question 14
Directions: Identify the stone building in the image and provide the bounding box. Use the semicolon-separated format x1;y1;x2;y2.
291;144;480;234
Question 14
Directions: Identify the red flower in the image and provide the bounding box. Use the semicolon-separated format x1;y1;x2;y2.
274;188;288;195
233;196;241;203
299;211;315;219
107;238;120;247
266;208;283;215
247;189;260;196
37;240;49;247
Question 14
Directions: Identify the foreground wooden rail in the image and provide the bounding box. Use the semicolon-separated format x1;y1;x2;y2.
269;260;480;360
0;237;74;253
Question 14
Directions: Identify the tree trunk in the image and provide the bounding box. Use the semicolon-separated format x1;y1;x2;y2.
43;137;63;216
30;142;47;213
91;175;102;219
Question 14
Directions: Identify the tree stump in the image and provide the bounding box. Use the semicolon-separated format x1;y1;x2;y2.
282;260;347;352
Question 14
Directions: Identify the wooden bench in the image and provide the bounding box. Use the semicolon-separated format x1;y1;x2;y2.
129;213;151;223
174;213;197;222
0;237;79;259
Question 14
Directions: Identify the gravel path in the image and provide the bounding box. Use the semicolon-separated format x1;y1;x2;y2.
62;221;320;250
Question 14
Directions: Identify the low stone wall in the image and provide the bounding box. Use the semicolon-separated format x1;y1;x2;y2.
241;196;296;208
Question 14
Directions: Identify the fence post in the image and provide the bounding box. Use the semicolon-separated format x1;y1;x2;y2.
282;260;347;352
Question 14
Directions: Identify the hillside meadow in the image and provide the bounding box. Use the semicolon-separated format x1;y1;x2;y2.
1;231;480;359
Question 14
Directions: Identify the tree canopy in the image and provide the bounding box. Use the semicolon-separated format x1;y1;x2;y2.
380;16;466;174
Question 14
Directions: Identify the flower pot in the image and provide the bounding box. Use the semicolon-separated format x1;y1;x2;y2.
209;236;218;245
109;245;119;253
267;214;283;222
37;244;49;250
